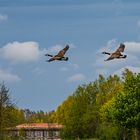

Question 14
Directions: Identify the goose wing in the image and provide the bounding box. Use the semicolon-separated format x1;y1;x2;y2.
115;43;125;53
57;45;69;57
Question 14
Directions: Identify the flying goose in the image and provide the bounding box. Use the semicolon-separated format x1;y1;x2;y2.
45;45;69;62
102;43;127;61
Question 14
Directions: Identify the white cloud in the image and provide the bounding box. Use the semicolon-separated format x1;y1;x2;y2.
0;14;8;22
68;73;86;82
0;41;40;63
0;70;20;82
124;42;140;54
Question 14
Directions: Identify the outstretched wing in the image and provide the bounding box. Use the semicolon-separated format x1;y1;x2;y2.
115;43;125;53
57;45;69;57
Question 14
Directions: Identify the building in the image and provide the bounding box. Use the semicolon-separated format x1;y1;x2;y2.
8;123;63;140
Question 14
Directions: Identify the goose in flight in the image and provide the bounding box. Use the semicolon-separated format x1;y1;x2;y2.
102;43;127;61
45;45;69;62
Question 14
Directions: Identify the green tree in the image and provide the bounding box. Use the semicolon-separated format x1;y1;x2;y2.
109;70;140;140
0;82;15;139
52;96;74;124
6;108;25;127
53;70;140;139
56;84;98;139
95;75;123;140
53;75;123;139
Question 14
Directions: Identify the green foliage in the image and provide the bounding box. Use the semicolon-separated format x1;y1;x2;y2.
58;83;99;139
54;74;124;139
110;70;140;129
95;122;121;140
22;109;53;123
53;70;140;139
1;69;139;139
0;82;26;140
0;83;14;139
53;96;74;124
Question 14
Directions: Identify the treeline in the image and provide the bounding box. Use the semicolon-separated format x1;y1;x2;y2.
0;83;53;139
0;69;140;140
51;69;140;140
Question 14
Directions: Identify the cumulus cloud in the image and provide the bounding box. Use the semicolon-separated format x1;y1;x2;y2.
124;42;140;54
93;40;140;76
0;70;20;82
0;41;40;63
0;14;8;22
68;73;86;82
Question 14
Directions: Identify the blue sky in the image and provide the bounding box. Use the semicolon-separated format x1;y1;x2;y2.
0;0;140;111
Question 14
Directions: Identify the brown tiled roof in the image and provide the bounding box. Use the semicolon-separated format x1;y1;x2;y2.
15;123;63;130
